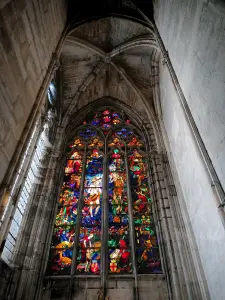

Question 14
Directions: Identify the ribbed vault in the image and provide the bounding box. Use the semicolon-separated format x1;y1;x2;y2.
60;13;161;149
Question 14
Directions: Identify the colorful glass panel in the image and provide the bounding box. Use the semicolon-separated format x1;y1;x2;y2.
116;128;133;139
76;148;103;274
82;109;122;131
108;136;125;149
128;136;143;148
79;128;96;139
47;148;83;275
108;149;132;273
69;138;85;148
128;149;161;274
88;137;104;149
48;110;162;277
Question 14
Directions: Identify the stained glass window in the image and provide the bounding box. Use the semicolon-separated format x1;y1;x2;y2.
108;149;132;273
48;147;83;274
47;108;162;276
77;148;103;274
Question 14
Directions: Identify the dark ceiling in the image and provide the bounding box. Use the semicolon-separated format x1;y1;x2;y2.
61;0;158;127
67;0;154;26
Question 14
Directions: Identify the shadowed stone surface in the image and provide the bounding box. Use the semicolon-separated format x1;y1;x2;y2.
0;0;67;183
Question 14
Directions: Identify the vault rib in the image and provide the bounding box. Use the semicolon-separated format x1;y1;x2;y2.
62;32;161;150
61;61;106;127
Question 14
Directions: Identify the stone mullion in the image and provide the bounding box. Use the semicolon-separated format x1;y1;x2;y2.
151;153;182;300
124;152;139;300
101;154;108;297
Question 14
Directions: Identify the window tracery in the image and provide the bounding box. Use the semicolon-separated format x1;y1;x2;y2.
47;109;162;276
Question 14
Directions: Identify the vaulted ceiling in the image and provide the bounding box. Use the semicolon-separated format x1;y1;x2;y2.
60;0;160;124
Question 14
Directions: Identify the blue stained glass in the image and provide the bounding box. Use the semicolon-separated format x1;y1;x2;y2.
85;174;103;187
102;123;111;129
108;150;132;273
49;110;162;277
51;226;75;247
112;112;121;118
55;204;78;226
91;119;101;126
129;149;161;273
82;109;123;128
47;148;83;275
77;147;103;273
79;128;96;139
116;128;133;139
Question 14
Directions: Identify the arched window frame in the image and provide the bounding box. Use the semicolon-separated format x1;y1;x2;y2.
47;107;163;278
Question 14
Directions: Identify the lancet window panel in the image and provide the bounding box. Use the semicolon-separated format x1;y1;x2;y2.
1;128;49;264
47;109;162;276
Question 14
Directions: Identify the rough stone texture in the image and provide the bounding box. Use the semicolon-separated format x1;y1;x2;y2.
71;17;150;51
154;0;225;190
72;278;168;300
61;17;155;121
77;64;149;118
2;1;223;299
158;61;225;300
0;0;67;183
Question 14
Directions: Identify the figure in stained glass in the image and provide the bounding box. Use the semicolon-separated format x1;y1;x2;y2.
48;108;161;276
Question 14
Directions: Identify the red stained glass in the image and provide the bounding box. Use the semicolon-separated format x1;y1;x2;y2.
108;149;132;273
128;149;161;274
102;110;111;115
128;137;143;147
49;110;161;276
77;147;103;272
82;109;122;130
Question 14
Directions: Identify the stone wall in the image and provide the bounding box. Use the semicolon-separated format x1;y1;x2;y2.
153;1;225;299
158;58;225;300
0;0;67;183
43;277;169;300
154;0;225;190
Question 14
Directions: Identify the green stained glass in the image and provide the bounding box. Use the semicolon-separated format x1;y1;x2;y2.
48;109;161;276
